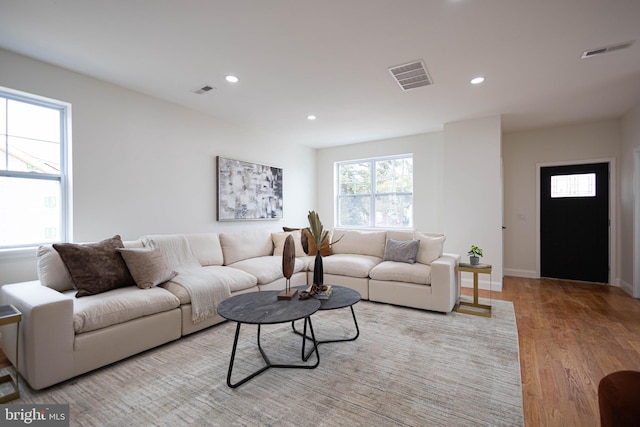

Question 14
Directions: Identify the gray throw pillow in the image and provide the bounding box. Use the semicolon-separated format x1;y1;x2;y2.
383;238;420;264
117;247;178;289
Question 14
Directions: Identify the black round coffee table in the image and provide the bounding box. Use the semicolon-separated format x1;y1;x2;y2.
218;290;321;388
292;285;361;361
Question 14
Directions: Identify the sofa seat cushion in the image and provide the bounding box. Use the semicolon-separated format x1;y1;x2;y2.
310;254;381;278
68;286;180;334
369;261;432;285
228;256;306;285
160;266;257;304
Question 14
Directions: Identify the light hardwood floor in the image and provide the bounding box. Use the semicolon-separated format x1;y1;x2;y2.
462;276;640;427
1;277;638;426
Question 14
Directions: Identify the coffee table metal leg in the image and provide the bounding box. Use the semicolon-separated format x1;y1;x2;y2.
295;306;360;361
227;318;320;388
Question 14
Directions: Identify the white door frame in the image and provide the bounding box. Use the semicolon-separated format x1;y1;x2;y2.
633;150;640;297
536;158;616;283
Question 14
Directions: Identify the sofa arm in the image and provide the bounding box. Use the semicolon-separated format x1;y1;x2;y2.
430;253;460;312
0;281;75;390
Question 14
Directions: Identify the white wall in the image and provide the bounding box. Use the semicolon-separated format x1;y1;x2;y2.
315;132;444;232
0;48;315;285
443;116;503;291
502;119;621;281
621;103;640;296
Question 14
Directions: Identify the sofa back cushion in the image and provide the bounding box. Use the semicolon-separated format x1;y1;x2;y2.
37;245;75;292
386;230;415;241
414;232;446;265
219;228;273;265
186;233;224;266
330;229;387;258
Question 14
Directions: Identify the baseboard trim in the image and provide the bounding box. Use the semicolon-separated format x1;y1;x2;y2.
618;279;634;296
503;268;537;278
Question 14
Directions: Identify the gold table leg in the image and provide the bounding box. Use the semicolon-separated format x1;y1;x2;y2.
0;320;20;403
455;271;492;317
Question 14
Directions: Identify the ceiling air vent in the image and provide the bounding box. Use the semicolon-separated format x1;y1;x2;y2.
193;84;215;95
581;41;635;58
388;60;432;91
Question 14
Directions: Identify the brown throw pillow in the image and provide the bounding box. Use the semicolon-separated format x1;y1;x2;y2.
305;229;332;256
53;235;136;297
117;247;177;289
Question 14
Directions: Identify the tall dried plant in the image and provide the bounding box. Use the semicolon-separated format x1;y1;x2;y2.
307;210;328;250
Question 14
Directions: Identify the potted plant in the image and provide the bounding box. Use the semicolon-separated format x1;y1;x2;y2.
467;245;483;265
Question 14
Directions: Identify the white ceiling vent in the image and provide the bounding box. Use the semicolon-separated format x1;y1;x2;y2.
193;84;215;95
389;60;432;91
581;41;634;58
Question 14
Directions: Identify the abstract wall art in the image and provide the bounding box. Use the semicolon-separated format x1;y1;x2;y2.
216;156;283;221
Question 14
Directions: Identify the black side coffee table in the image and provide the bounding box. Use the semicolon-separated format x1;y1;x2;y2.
217;290;321;388
292;285;361;361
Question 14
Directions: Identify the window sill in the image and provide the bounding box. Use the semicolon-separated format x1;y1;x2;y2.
0;247;38;261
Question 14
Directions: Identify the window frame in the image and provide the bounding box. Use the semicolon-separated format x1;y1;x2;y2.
0;87;72;252
550;172;597;198
336;154;413;229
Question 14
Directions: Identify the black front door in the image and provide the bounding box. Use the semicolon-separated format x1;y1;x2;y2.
540;163;609;283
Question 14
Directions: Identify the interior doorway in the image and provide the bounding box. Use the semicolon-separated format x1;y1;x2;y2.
540;162;609;283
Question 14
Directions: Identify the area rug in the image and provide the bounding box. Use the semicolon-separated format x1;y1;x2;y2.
16;299;523;426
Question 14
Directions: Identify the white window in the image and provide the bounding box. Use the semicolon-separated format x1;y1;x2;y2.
337;154;413;228
0;88;71;249
551;173;596;198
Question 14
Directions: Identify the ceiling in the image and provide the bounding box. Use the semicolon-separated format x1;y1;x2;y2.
1;0;639;148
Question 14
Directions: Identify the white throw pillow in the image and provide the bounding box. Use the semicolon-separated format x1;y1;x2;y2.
414;232;446;265
271;231;305;257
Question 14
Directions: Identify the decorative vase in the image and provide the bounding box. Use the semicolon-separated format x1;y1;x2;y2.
313;252;324;286
470;256;480;265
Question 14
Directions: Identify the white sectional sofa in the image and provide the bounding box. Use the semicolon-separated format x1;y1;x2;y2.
0;227;459;390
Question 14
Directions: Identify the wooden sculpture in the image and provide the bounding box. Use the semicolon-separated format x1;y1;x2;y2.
278;234;297;300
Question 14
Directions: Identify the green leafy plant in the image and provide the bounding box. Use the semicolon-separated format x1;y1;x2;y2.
467;245;483;258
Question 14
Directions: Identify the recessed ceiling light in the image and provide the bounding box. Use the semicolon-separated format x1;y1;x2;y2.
225;75;239;83
470;77;485;85
307;115;317;120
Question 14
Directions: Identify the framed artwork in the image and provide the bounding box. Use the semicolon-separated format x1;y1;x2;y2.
216;156;283;221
